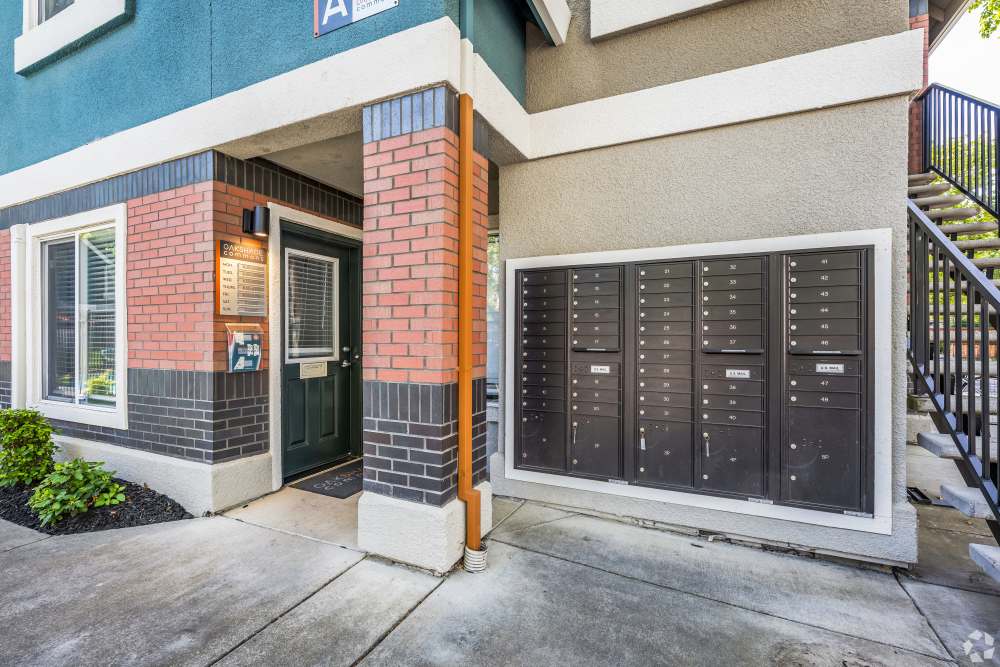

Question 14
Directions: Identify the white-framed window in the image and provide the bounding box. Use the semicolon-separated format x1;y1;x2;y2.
24;204;128;430
25;0;75;30
15;0;131;74
284;248;340;364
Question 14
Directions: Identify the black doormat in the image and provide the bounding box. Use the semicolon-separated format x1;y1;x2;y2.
292;460;364;499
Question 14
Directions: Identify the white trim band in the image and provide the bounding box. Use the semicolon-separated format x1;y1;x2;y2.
590;0;742;40
503;228;894;535
0;23;922;209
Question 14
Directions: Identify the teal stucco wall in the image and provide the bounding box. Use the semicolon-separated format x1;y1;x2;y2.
1;0;504;177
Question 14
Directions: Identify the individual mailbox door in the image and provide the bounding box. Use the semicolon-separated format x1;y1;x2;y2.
522;321;562;336
639;307;694;322
571;416;621;478
521;360;565;375
522;384;565;400
572;295;621;310
523;297;568;310
572;267;621;283
638;349;694;364
519;412;566;471
640;293;695;307
523;309;567;323
572;322;618;335
522;270;566;286
637;421;694;488
784;407;862;511
639;321;693;335
573;282;621;297
639;278;695;294
639;263;694;279
700;425;765;496
788;285;860;303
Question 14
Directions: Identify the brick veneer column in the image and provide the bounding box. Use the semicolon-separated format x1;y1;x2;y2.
360;87;489;506
908;13;930;174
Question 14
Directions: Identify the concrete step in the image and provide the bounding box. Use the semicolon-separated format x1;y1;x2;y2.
917;432;999;462
941;484;995;519
918;432;961;458
954;237;1000;251
930;328;997;343
909;172;937;185
926;207;981;222
938;221;997;235
914;194;967;208
969;544;1000;584
910;183;951;197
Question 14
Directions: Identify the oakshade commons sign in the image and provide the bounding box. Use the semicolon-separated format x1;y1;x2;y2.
314;0;399;36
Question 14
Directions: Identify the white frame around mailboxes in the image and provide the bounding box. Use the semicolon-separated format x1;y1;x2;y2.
504;228;894;535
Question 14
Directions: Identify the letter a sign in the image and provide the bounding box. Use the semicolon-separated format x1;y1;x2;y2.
314;0;399;37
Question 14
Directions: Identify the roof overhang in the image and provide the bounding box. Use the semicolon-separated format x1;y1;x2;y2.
525;0;571;46
924;0;973;54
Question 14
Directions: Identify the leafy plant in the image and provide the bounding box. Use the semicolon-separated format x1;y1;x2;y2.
28;459;126;527
970;0;1000;39
0;409;56;487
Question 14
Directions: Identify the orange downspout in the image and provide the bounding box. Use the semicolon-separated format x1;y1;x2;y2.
457;92;481;551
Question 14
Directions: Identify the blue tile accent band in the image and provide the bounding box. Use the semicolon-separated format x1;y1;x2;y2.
0;151;362;231
362;86;459;144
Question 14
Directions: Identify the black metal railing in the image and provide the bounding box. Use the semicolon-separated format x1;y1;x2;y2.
918;83;999;221
908;200;1000;523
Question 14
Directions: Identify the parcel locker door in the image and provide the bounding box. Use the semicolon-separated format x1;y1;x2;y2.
700;425;765;497
783;407;862;511
519;411;567;472
571;415;622;478
637;421;694;488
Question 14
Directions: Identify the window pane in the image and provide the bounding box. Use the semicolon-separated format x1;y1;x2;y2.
80;229;116;405
286;253;336;360
39;0;74;23
43;240;76;402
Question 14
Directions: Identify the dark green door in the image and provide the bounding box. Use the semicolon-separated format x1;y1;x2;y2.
281;226;357;478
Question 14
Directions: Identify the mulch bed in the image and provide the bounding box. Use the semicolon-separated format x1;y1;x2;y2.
0;480;192;535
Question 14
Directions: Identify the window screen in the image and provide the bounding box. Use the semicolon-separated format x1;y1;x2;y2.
286;252;337;360
41;228;117;406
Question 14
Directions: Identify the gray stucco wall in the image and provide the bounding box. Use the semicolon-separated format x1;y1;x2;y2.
525;0;909;113
492;96;917;563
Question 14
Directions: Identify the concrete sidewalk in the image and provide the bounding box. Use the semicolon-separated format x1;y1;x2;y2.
1;497;995;666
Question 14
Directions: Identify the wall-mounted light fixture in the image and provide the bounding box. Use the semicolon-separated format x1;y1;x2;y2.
242;205;270;237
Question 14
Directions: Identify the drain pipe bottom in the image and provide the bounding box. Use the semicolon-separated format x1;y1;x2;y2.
463;543;488;573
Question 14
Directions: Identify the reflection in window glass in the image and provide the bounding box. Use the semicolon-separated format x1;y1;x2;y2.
80;229;116;405
43;240;76;402
38;0;74;24
486;234;500;398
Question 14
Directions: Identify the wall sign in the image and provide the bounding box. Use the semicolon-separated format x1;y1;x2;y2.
314;0;399;37
226;324;264;373
218;240;267;317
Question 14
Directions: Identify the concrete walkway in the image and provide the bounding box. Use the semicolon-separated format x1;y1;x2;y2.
0;497;996;666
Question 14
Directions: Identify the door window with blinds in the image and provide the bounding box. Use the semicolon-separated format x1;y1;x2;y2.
41;228;118;406
25;204;128;430
285;249;339;363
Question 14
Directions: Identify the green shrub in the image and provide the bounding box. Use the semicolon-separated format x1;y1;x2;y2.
28;459;126;527
0;409;56;487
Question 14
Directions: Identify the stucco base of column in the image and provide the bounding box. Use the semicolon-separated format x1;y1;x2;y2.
357;482;493;575
54;435;273;516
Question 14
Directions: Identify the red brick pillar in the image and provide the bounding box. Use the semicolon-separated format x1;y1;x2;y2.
909;13;930;174
358;87;489;514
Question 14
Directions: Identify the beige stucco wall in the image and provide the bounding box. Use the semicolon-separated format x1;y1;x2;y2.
495;96;917;562
525;0;909;113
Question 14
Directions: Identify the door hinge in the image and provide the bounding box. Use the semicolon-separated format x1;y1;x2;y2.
747;497;773;505
843;510;873;518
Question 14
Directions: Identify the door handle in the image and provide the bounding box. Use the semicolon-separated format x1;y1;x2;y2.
341;346;355;368
572;421;578;445
703;432;710;458
639;427;646;451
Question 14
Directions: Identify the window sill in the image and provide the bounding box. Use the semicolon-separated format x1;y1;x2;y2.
590;0;742;40
30;399;128;431
14;0;132;75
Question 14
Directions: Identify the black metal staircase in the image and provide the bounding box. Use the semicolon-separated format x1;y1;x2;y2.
908;84;1000;582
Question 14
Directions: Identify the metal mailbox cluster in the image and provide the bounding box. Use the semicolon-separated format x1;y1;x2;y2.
515;247;875;516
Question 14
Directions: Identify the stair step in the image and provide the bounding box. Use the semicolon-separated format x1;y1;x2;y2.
918;432;961;457
941;484;995;519
969;544;1000;584
944;277;1000;289
953;237;1000;251
914;194;968;208
938;221;997;235
926;207;982;222
917;432;999;461
909;172;937;185
930;328;997;342
909;183;952;197
929;256;1000;270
